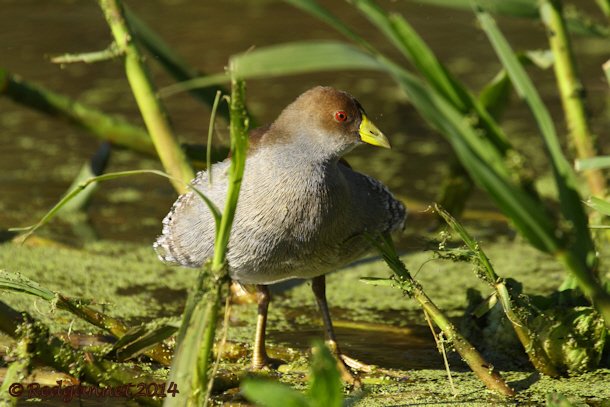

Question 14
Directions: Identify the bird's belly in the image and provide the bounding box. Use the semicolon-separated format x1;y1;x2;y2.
227;229;371;285
221;163;376;284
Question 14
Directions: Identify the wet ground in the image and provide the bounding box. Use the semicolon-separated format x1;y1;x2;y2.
2;238;610;405
1;0;610;405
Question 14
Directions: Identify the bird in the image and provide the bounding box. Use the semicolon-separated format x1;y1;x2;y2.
154;86;406;381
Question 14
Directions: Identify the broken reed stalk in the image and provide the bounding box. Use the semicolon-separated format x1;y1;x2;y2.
0;68;153;155
371;233;515;396
0;270;172;365
435;204;561;377
540;0;607;198
0;68;228;167
0;301;160;406
57;143;111;217
98;0;194;194
59;294;173;365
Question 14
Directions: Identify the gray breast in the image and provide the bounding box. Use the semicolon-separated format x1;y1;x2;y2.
154;152;406;285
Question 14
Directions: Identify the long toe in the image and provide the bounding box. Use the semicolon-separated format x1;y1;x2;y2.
336;356;361;388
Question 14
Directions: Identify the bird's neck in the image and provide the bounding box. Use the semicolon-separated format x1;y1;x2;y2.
272;140;343;171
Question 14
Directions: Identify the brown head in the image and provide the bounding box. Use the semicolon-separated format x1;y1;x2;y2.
260;86;390;158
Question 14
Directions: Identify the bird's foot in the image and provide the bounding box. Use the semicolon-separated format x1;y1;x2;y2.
251;354;285;371
325;340;362;387
336;356;361;388
340;354;375;373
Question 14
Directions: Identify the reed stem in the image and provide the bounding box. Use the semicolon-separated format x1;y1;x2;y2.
372;234;515;396
540;0;607;198
98;0;194;193
0;68;227;166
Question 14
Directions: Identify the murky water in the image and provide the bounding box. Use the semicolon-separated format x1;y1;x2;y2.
2;4;610;404
1;0;608;246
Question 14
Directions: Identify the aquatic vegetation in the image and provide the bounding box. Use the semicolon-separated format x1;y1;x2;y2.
1;0;609;405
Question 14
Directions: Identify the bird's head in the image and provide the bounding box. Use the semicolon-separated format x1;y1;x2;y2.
270;86;390;158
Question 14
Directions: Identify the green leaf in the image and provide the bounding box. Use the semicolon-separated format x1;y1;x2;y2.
0;270;55;301
476;7;595;267
162;41;384;96
351;0;515;163
523;49;554;70
479;51;553;119
308;342;343;407
479;69;511;119
586;197;610;217
359;277;395;287
231;41;383;79
408;0;539;17
111;323;178;361
407;0;609;37
595;0;610;18
389;68;558;252
241;380;309;407
575;156;610;171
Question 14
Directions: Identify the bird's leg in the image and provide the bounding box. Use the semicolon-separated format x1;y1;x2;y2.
252;284;283;369
311;275;359;385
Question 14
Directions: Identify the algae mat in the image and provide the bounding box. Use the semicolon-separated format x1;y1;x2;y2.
1;239;609;405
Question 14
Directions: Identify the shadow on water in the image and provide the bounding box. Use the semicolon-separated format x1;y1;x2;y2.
270;321;450;371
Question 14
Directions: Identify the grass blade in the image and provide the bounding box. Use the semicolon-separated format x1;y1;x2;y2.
408;0;539;18
165;76;250;407
0;271;55;301
161;40;384;97
586;197;610;217
389;68;558;252
112;324;178;362
576;156;610;171
10;169;220;243
475;7;595;270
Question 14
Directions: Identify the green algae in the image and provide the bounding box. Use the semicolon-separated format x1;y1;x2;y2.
1;237;609;405
0;241;197;334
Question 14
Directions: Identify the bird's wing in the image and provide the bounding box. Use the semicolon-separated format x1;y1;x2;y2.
154;165;228;267
342;167;407;234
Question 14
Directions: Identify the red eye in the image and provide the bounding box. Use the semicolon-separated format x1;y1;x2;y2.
334;111;348;122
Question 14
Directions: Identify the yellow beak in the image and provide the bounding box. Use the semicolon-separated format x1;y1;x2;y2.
359;113;391;149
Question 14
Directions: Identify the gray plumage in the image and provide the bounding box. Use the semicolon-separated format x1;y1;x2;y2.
154;86;406;285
